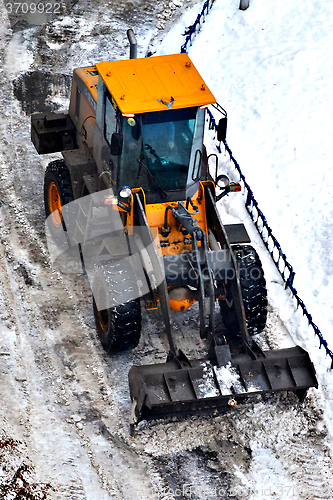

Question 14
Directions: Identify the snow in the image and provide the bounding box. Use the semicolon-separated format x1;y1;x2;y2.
214;363;245;395
246;447;301;500
4;29;37;76
1;0;333;498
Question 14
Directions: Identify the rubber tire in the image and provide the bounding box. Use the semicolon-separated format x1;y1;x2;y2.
92;261;141;352
219;245;267;336
44;159;74;231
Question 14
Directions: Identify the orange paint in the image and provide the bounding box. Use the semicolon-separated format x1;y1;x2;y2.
95;54;216;115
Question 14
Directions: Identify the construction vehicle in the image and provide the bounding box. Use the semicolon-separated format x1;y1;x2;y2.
31;31;317;430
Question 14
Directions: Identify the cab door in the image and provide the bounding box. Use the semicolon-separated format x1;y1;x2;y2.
93;80;119;187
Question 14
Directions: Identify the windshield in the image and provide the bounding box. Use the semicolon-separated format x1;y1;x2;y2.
117;107;205;196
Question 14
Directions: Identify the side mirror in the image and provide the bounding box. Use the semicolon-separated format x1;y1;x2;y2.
110;133;123;155
216;174;230;190
215;174;241;201
217;117;227;142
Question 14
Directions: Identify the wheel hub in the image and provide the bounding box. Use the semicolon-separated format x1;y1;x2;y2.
48;181;62;227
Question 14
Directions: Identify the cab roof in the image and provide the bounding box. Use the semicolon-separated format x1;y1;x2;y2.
95;53;216;115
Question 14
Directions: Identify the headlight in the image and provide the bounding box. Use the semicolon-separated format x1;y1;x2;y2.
119;186;132;198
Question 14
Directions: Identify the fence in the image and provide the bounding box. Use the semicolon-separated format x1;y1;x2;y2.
180;0;215;54
179;0;333;367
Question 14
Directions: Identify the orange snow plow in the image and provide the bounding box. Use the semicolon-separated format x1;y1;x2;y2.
31;31;318;431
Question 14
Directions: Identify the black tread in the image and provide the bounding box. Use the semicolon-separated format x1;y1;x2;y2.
93;261;142;352
44;159;74;225
220;244;267;335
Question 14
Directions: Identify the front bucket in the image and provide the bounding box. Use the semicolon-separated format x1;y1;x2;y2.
128;346;318;426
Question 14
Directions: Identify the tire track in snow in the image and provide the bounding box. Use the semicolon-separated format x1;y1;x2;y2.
275;434;333;500
0;25;166;500
0;232;87;499
0;143;166;498
219;394;333;500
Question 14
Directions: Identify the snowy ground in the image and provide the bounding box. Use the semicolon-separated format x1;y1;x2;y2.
1;0;333;499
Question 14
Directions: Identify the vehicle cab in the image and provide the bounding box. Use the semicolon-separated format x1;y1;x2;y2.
91;53;217;203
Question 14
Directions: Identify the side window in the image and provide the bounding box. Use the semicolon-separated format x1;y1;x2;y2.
104;94;116;145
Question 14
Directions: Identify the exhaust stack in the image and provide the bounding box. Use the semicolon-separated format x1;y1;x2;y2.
127;29;137;59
